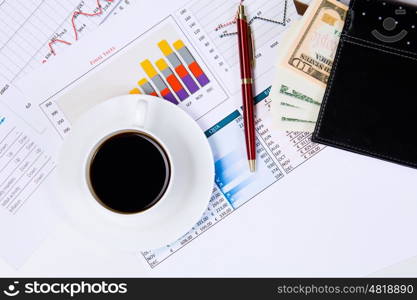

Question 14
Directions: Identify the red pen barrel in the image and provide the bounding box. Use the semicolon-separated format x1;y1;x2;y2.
241;82;256;160
237;18;252;81
237;13;256;167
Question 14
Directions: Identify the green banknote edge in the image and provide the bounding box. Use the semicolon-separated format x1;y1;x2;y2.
281;117;316;123
280;84;321;106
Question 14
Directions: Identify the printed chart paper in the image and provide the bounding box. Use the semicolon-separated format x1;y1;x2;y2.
12;0;417;276
0;89;60;268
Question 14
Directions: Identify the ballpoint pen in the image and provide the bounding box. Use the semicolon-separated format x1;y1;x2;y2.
236;4;256;172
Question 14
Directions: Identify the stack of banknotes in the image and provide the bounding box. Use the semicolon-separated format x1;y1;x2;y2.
271;0;348;132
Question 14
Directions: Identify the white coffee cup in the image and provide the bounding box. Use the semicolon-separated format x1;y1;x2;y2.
57;95;214;250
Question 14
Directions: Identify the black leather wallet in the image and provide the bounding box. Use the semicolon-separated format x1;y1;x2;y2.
312;0;417;169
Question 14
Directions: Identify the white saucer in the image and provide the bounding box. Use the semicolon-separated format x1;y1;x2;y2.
57;95;214;250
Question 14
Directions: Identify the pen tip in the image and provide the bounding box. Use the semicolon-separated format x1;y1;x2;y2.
248;160;256;173
238;4;245;14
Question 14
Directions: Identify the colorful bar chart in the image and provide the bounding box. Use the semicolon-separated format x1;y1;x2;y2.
140;59;178;104
138;78;158;97
129;88;142;94
173;40;210;87
130;37;214;107
158;40;200;94
155;58;189;101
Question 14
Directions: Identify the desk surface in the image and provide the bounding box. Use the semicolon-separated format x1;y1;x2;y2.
1;214;417;277
2;149;417;277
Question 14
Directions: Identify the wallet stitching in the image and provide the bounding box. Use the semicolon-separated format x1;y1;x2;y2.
346;0;416;58
343;39;417;62
315;2;353;134
346;0;356;30
315;41;344;134
343;35;417;58
314;4;417;168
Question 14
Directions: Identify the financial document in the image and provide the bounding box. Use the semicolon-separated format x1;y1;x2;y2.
0;0;131;83
9;0;417;276
0;88;60;267
0;0;135;268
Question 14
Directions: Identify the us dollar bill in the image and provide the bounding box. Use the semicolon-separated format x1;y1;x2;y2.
284;0;348;85
279;84;321;107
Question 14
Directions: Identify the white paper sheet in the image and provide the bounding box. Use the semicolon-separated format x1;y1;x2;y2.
0;88;61;268
0;0;133;83
0;0;140;268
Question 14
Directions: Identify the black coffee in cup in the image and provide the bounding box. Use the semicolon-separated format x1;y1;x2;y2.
87;130;171;214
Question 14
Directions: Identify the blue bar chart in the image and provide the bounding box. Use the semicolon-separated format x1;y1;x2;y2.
206;110;283;208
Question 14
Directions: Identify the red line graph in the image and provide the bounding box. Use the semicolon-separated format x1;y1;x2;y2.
72;0;114;41
48;39;72;57
48;0;114;56
214;0;244;31
214;17;237;32
215;0;289;38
